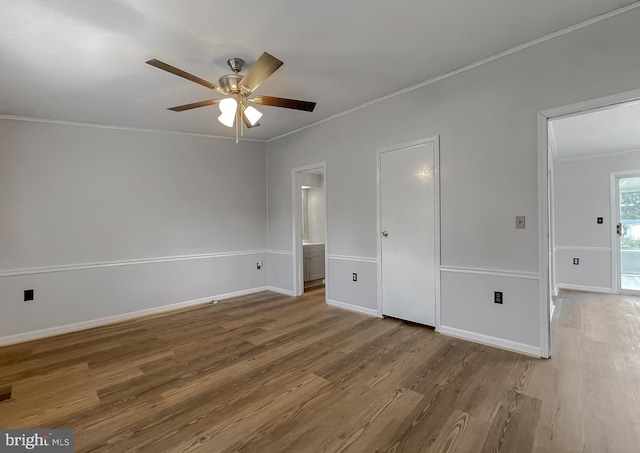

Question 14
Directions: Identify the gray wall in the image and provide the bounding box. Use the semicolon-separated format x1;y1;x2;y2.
0;119;267;343
266;8;640;354
554;151;640;292
307;186;326;244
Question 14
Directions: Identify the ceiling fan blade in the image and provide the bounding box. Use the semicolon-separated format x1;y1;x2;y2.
242;111;260;128
167;99;221;112
146;59;217;91
239;52;283;94
248;95;316;112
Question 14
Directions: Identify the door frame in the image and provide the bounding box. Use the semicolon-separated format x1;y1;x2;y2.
610;170;640;294
291;162;328;298
539;86;640;358
376;136;441;329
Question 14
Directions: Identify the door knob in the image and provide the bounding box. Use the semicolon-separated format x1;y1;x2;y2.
381;231;389;237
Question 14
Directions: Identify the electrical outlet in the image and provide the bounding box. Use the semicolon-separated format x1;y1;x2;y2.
597;217;603;224
515;216;525;229
573;258;579;265
494;291;503;304
24;289;34;301
256;261;262;270
352;273;357;282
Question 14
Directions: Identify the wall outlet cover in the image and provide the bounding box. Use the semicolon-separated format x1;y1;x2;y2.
573;258;579;265
24;289;34;301
516;216;525;229
597;217;603;224
494;291;503;304
352;273;357;282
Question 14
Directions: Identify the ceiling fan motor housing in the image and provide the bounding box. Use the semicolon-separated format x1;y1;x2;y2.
218;73;243;95
216;58;245;95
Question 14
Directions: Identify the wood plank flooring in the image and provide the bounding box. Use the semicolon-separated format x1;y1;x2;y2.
0;288;639;452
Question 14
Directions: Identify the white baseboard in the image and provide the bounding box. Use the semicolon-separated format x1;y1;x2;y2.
437;325;541;358
327;299;378;317
556;284;612;294
215;286;271;301
0;286;270;347
265;286;295;296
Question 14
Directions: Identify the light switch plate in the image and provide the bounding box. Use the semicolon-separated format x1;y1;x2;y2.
516;216;525;229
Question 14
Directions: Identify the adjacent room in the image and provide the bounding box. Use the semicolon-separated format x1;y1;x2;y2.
1;1;640;451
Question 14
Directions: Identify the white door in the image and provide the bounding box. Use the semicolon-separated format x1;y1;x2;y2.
380;141;437;326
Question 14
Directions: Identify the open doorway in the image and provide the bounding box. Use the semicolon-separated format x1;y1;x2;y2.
292;163;327;297
540;88;640;358
548;98;640;296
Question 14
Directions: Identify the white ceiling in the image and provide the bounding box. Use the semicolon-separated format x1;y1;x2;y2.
1;0;637;141
550;100;640;161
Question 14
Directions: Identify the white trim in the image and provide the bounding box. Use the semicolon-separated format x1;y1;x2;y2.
607;168;640;178
327;299;378;317
542;91;640;122
440;266;540;281
0;114;265;142
0;250;267;278
557;147;640;163
376;136;441;328
548;123;559;162
556;284;613;294
376;148;383;318
267;3;640;143
437;326;542;358
292;169;303;296
553;246;612;252
548;158;557;304
265;286;295;296
327;254;377;264
267;249;294;256
0;286;271;346
265;148;270;264
611;173;621;293
537;113;551;359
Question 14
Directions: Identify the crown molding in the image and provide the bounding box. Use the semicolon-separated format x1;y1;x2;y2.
0;114;266;142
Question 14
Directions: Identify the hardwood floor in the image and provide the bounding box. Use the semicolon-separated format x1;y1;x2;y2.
0;288;639;452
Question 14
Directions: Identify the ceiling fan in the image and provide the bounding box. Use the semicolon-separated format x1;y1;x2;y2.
146;52;316;142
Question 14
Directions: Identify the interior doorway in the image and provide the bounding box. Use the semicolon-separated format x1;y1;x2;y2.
541;87;640;358
292;163;327;297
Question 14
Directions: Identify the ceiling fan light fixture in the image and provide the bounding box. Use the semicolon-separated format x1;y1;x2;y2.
218;111;235;127
146;52;316;142
219;97;237;114
244;105;263;126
